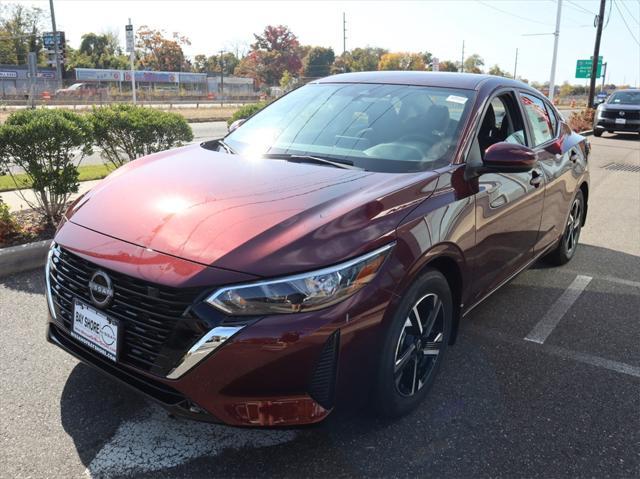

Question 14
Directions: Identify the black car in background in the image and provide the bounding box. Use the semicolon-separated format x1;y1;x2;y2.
593;89;640;136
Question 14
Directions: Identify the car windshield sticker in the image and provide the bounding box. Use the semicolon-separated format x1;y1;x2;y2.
446;95;468;104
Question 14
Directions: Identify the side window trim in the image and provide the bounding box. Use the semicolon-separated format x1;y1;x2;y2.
516;89;560;149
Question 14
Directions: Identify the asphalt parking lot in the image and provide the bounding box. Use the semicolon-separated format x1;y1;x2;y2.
1;133;638;479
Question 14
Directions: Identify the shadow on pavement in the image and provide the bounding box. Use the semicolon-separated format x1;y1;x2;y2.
0;267;46;294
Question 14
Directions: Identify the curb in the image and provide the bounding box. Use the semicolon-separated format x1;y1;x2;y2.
578;130;594;136
0;239;51;279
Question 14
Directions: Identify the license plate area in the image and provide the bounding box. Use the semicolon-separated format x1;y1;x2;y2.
71;299;120;362
615;118;626;125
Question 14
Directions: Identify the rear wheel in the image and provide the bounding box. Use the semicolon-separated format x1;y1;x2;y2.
593;128;603;137
372;269;452;417
547;190;584;265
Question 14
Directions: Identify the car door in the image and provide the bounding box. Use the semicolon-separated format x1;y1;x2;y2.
517;92;584;253
469;90;545;303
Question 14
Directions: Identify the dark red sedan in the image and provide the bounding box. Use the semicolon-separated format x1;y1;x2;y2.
46;72;590;426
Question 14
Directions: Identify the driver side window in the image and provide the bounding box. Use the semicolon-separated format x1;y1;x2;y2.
476;92;527;159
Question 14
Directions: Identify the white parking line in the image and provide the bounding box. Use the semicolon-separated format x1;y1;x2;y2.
85;404;296;478
543;343;640;379
524;275;593;344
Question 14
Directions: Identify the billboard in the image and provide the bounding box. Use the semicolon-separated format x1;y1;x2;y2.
75;68;206;84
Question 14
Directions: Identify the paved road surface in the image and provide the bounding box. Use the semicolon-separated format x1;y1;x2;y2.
1;134;638;478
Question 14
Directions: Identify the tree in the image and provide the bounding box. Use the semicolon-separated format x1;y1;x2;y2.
438;60;459;72
422;51;434;69
66;32;128;70
378;52;426;71
303;46;335;78
488;64;512;78
280;70;294;90
235;25;302;85
193;52;238;75
136;26;191;71
0;4;45;65
333;47;387;73
463;54;484;74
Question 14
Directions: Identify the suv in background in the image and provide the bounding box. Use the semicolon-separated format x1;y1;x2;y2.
593;89;640;136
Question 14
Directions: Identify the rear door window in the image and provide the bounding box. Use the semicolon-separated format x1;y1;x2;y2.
520;93;554;146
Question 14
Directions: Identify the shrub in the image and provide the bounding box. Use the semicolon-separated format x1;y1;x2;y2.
567;108;595;133
0;109;93;227
227;102;267;127
0;197;19;244
89;104;194;168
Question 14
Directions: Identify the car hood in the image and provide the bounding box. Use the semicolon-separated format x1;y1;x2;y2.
65;144;439;277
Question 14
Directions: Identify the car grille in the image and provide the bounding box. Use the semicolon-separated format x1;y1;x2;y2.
602;109;640;120
47;245;202;375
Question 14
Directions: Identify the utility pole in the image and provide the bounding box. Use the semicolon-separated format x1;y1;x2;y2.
589;0;606;107
548;0;562;102
48;0;62;89
342;13;347;54
460;40;465;73
126;20;136;104
513;48;519;80
219;50;224;107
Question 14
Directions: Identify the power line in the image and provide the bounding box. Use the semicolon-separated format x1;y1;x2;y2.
613;0;640;45
618;0;640;25
476;1;552;26
565;0;596;15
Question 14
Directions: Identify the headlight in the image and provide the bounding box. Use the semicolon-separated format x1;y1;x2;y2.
206;243;395;315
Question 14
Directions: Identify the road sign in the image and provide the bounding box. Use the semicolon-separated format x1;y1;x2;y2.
125;24;134;53
576;57;602;79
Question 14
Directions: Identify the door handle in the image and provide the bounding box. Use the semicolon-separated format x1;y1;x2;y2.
530;171;543;187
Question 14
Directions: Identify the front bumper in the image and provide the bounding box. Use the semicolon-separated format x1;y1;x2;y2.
46;224;397;427
594;118;640;132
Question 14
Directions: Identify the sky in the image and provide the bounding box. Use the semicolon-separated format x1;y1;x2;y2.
7;0;640;86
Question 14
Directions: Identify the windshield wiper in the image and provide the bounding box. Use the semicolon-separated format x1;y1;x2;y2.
263;153;362;170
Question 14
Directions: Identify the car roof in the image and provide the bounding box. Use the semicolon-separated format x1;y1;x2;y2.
314;71;532;91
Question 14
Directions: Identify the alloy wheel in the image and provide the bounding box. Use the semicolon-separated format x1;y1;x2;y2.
394;293;445;397
564;198;582;255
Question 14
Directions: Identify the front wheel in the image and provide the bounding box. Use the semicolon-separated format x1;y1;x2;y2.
546;190;584;265
593;128;603;137
372;269;453;417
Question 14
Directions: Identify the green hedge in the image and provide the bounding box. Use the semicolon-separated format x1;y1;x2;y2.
0;109;93;226
90;104;194;168
227;102;267;127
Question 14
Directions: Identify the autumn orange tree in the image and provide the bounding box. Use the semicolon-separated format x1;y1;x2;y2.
378;52;426;71
235;25;302;86
136;26;191;71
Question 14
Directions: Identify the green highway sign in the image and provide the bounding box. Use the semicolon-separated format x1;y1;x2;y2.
576;57;603;79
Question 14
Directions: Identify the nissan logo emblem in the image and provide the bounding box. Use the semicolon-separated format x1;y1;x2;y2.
89;270;114;308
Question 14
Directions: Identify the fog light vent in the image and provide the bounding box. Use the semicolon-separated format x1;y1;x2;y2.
308;330;340;410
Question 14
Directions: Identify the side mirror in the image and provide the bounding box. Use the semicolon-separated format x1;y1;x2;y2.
228;118;246;133
482;142;537;173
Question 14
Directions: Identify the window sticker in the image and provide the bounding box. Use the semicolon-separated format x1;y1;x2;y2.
446;95;468;105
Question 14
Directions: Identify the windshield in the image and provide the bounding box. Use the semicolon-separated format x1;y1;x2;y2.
608;91;640;105
224;83;475;173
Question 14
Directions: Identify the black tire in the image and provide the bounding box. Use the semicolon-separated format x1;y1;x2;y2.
607;130;614;134
593;128;603;137
372;269;453;417
546;189;584;266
